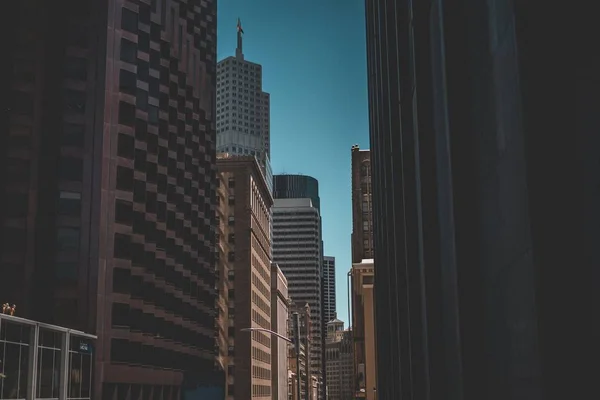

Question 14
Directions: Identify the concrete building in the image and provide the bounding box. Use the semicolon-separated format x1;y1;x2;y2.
0;1;220;398
216;19;272;191
323;256;336;323
350;260;376;400
365;1;599;399
350;147;373;263
0;313;96;400
325;318;354;400
271;264;290;400
349;146;376;399
216;155;273;400
273;196;324;390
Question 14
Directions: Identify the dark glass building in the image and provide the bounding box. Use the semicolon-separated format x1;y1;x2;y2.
273;174;320;211
365;1;596;400
0;0;220;399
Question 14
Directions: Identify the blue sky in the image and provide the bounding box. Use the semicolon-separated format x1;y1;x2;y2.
217;0;369;325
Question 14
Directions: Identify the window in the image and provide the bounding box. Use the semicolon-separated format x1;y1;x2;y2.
59;157;83;181
148;105;158;125
119;69;137;95
120;38;137;64
228;216;235;226
121;7;138;33
58;191;81;216
228;252;235;262
116;166;134;191
228;195;235;206
55;262;78;281
228;178;235;188
117;133;135;159
228;233;235;244
136;89;148;111
57;227;80;251
62;123;85;147
113;233;131;259
115;200;133;225
64;56;87;81
118;101;136;126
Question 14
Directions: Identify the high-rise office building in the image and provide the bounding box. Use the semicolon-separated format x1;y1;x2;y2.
365;1;597;400
216;155;273;400
350;146;373;263
0;1;219;399
273;195;324;395
273;174;326;398
323;256;336;323
271;264;290;400
216;19;272;191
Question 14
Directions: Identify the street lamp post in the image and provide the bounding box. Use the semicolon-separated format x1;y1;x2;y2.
241;311;302;400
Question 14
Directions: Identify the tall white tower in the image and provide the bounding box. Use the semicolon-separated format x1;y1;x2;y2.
216;19;272;190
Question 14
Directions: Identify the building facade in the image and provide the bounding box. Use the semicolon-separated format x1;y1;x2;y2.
273;174;325;398
323;256;336;323
216;155;273;400
216;20;271;190
325;318;354;400
350;260;376;400
365;1;597;400
288;303;312;400
215;155;234;398
350;146;373;263
0;1;220;399
273;197;324;390
271;264;290;400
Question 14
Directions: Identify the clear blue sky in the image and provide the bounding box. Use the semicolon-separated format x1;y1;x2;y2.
217;0;369;325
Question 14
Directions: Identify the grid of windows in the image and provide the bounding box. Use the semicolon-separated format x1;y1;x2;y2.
108;0;218;382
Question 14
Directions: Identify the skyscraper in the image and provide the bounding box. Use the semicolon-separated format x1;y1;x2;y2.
273;195;324;396
323;256;336;323
216;155;273;400
216;19;272;191
365;1;597;399
0;1;219;398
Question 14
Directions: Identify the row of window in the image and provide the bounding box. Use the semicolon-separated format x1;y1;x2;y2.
110;337;215;372
111;301;214;350
251;346;271;365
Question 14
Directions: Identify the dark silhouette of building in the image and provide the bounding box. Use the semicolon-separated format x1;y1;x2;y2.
0;1;219;399
365;1;596;400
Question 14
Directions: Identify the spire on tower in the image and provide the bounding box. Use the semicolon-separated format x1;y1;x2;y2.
236;18;244;59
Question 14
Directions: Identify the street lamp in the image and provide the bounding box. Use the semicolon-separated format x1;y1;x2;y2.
241;312;302;400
